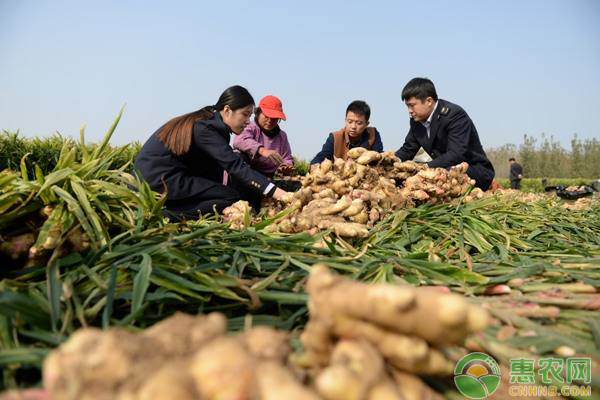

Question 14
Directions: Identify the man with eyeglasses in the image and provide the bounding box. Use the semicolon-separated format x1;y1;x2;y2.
395;78;495;190
311;100;383;165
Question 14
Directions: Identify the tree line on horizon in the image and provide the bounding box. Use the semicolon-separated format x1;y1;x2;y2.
1;130;599;180
486;133;600;179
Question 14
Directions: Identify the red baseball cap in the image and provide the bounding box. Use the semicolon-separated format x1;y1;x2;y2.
258;95;287;121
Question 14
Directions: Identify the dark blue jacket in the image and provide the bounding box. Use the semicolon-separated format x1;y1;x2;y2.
395;99;494;187
510;162;523;181
311;128;384;164
134;112;271;201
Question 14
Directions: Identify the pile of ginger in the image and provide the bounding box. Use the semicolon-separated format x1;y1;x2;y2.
41;265;489;400
225;149;484;237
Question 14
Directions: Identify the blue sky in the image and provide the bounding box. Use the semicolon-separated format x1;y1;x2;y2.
1;0;599;160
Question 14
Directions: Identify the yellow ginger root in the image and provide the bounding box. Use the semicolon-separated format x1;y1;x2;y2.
379;151;398;163
317;221;369;238
417;169;438;180
223;200;252;229
314;188;337;199
136;360;199;400
350;209;369;224
331;180;351;195
333;157;346;172
142;312;226;357
241;326;291;362
43;328;162;400
281;192;296;204
394;160;424;173
295;319;335;368
357;151;382;165
256;361;322;400
318;313;452;375
307;265;489;347
411;190;430;201
316;339;385;400
321;196;352;215
320;159;333;174
348;147;368;159
331;339;384;385
316;364;367;400
190;336;256;400
368;208;381;224
403;176;422;190
452;161;469;174
293;187;314;205
341;199;365;217
303;198;337;215
341;159;358;178
348;166;367;186
367;378;404;400
391;369;445;400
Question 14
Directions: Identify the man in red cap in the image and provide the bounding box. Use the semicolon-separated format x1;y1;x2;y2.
233;95;295;178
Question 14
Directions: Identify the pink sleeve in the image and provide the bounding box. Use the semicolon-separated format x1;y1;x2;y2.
232;125;262;159
280;131;294;166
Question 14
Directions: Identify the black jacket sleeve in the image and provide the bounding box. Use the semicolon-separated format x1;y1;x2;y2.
311;133;334;164
194;125;272;196
373;129;384;152
395;128;420;161
427;110;470;168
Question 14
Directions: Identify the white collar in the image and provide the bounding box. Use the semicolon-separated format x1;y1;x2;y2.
424;101;438;125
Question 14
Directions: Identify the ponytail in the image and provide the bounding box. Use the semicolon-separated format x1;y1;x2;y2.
157;106;215;155
157;85;254;156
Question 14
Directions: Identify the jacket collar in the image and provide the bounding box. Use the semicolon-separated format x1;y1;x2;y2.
428;99;446;144
199;109;232;140
343;128;368;145
213;110;231;134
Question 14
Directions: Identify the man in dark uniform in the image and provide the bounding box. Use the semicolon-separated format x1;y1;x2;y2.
509;157;524;189
394;78;495;190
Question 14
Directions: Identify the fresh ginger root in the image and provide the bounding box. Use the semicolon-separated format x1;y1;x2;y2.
307;264;488;347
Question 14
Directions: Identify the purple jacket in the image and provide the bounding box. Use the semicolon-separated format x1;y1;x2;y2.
233;121;294;176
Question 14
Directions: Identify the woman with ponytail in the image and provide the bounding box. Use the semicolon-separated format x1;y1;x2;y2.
134;85;289;219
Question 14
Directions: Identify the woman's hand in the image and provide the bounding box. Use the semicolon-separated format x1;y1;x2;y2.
272;188;293;202
258;147;284;165
276;163;294;176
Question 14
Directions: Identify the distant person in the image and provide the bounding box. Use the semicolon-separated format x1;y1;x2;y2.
311;100;383;164
509;157;523;189
134;85;289;220
394;78;495;190
233;95;294;178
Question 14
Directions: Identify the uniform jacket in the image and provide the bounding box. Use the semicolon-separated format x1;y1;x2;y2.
134;111;271;201
395;99;494;175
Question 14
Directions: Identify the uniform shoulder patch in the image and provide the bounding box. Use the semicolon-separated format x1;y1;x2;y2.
440;106;450;115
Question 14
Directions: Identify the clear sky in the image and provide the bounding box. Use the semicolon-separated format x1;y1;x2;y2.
1;0;599;160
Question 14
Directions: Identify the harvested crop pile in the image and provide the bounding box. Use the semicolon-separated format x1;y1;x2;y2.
561;193;600;210
225;149;479;237
37;264;489;400
222;200;252;229
294;264;488;400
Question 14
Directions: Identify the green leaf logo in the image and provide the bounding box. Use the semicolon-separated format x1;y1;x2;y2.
454;352;502;399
